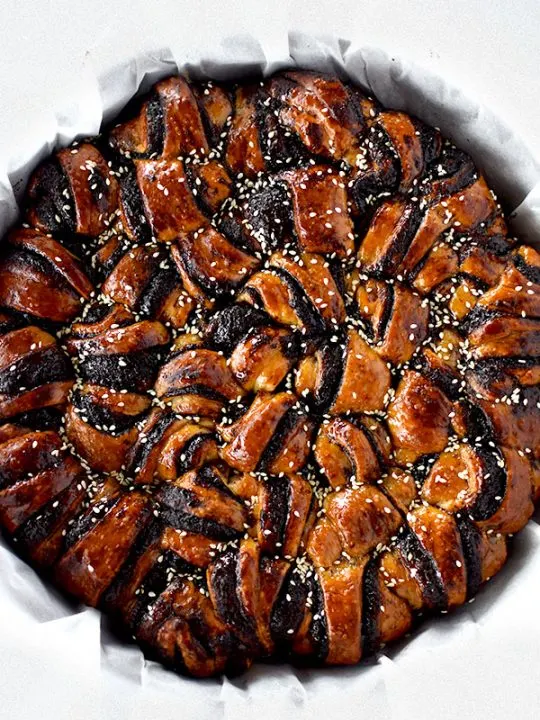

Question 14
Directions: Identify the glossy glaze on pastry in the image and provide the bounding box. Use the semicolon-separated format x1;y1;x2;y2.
0;71;538;677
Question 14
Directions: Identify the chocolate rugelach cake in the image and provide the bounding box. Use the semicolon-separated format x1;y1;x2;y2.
0;71;538;677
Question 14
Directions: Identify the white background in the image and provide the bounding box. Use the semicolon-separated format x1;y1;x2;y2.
0;2;539;719
1;0;540;166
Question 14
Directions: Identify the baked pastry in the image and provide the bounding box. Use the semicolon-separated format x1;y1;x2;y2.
0;71;538;678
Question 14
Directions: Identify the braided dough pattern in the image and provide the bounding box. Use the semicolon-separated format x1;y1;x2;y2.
0;71;538;677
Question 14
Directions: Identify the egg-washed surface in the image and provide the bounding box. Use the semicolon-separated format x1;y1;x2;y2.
0;71;538;677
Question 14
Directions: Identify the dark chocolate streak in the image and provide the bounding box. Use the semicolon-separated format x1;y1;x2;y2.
127;550;197;631
126;412;177;475
157;485;241;541
119;167;152;243
395;525;447;610
93;242;128;281
0;443;59;491
88;167;111;212
309;573;329;663
217;211;260;255
5;248;75;294
426;147;477;198
146;91;165;157
455;513;483;599
376;202;424;278
137;266;178;318
0;345;72;395
100;518;162;611
415;355;462;401
71;389;147;435
62;494;122;552
271;267;326;336
414;120;441;167
177;247;234;300
196;465;239;502
257;409;303;472
361;556;380;656
209;550;259;649
25;157;76;233
270;564;308;650
0;312;24;336
466;446;507;522
514;253;540;286
377;283;394;342
14;481;82;555
78;346;164;392
348;416;387;471
312;338;345;412
255;94;310;172
174;433;217;476
160;383;228;404
205;302;270;354
259;474;290;548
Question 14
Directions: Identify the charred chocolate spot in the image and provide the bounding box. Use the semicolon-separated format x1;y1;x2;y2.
459;399;495;441
10;407;63;432
459;305;501;335
81;303;116;324
216;210;260;255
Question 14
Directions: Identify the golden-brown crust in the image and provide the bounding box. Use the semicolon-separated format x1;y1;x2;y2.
0;70;536;680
